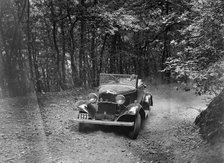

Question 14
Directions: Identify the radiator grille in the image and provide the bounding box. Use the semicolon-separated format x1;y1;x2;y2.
97;102;117;115
99;93;116;102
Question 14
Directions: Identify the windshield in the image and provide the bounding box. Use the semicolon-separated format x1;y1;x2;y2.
99;73;137;87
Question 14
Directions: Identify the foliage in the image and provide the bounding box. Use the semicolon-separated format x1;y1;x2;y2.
164;0;224;95
0;0;223;97
0;0;31;96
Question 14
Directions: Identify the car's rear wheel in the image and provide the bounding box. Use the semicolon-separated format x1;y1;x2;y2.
129;113;141;139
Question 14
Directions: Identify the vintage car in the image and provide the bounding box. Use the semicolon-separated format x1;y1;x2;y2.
74;73;153;139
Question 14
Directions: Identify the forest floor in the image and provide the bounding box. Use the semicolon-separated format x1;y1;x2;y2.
0;84;224;163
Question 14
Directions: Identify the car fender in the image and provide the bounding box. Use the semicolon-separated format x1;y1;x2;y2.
116;103;144;122
77;103;88;113
77;101;98;118
142;93;153;106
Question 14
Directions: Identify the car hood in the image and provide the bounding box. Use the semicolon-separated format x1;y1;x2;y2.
99;84;136;95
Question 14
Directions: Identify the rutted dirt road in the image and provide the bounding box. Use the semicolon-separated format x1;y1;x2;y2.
1;85;223;163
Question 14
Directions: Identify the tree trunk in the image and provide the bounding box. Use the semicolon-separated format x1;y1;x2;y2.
117;34;123;74
110;34;117;73
79;20;84;86
61;21;66;90
1;0;28;97
99;33;108;73
50;0;61;91
79;1;86;87
161;1;171;82
27;0;34;91
46;59;50;92
33;53;42;92
90;26;97;87
67;9;80;87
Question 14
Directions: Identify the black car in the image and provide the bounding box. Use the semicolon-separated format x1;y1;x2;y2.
74;73;153;139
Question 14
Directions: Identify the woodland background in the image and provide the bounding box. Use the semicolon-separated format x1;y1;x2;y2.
0;0;224;97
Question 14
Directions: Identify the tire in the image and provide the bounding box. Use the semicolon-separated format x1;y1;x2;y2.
129;113;141;139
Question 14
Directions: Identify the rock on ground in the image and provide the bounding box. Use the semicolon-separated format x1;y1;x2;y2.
195;89;224;142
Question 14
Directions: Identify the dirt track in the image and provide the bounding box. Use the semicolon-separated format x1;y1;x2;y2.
1;85;223;163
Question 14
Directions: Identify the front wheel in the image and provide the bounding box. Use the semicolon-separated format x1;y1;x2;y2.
129;113;141;139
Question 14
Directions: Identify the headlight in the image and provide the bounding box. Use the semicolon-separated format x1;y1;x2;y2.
115;95;125;105
88;93;98;103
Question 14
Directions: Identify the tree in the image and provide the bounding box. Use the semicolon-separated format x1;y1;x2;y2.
1;0;212;94
0;0;31;96
164;0;224;95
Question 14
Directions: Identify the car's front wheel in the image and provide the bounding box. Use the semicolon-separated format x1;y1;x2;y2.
129;113;141;139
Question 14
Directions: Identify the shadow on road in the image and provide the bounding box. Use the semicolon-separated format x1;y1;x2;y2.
0;95;52;163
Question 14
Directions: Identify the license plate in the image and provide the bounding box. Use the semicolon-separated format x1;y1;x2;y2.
78;113;88;119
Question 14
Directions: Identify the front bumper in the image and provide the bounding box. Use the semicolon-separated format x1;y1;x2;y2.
74;119;134;127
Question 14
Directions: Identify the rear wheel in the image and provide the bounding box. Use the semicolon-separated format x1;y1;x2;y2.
129;113;141;139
